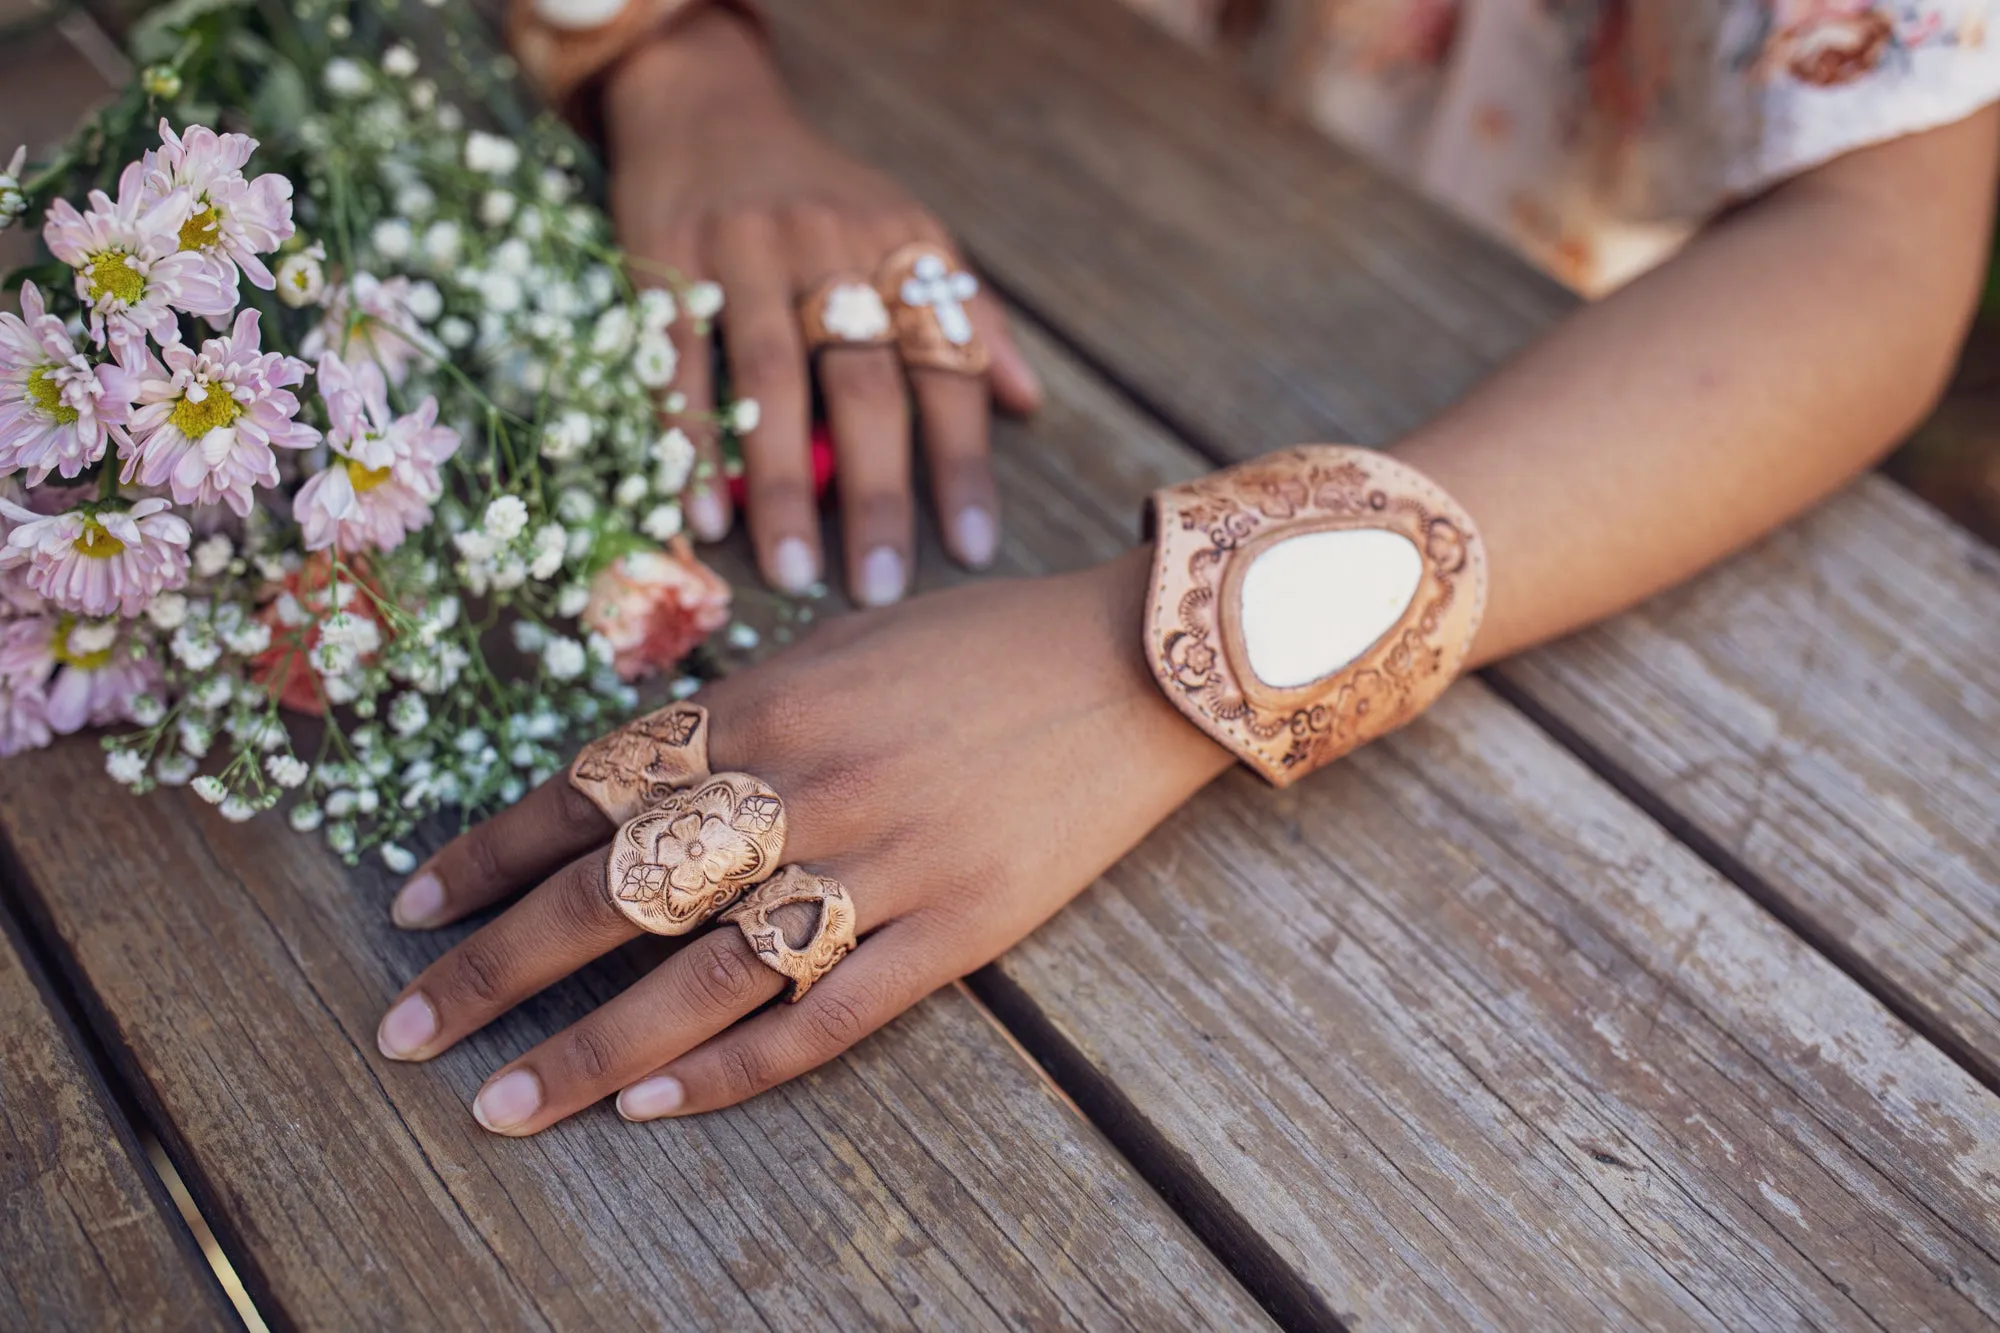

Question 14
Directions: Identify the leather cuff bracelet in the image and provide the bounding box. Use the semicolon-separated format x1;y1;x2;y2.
1143;445;1486;787
508;0;765;124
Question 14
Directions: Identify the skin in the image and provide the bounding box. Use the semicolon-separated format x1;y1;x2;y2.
374;18;2000;1134
602;10;1043;606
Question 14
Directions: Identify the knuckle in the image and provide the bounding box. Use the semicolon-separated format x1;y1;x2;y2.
823;355;905;410
732;332;800;390
456;829;503;894
549;865;623;946
744;477;813;520
847;489;912;537
718;1043;768;1101
690;933;760;1012
804;993;867;1050
552;780;611;838
450;939;510;1006
779;199;841;238
561;1023;619;1084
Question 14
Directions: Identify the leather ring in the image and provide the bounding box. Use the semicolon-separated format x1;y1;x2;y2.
878;243;990;376
605;772;787;936
799;273;895;352
568;702;711;826
722;866;857;1002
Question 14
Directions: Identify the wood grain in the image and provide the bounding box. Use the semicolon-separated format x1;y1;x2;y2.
0;896;234;1332
765;0;2000;1084
0;732;1271;1331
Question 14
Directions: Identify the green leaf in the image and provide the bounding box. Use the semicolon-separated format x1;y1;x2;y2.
128;0;252;64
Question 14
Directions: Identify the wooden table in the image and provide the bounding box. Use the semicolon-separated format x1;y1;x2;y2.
6;2;2000;1328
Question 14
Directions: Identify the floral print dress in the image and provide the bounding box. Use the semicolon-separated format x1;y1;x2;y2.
1125;1;2000;292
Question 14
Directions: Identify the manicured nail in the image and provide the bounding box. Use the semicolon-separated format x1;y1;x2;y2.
857;546;905;607
952;506;997;569
473;1069;543;1134
616;1074;685;1121
770;536;817;594
392;872;445;929
687;488;728;542
377;993;438;1060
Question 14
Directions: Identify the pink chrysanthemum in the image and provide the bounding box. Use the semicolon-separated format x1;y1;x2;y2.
0;281;139;484
123;308;319;517
142;121;294;292
0;669;50;755
0;496;191;618
42;161;237;355
294;352;458;553
301;273;434;386
0;611;157;735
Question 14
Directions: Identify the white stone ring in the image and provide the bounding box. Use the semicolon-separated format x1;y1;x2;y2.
878;243;991;377
799;273;896;352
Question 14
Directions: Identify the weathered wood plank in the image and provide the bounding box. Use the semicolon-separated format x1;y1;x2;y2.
0;894;235;1332
0;729;1272;1331
767;0;2000;1086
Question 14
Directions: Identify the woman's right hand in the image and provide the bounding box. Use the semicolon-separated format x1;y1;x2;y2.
601;8;1043;606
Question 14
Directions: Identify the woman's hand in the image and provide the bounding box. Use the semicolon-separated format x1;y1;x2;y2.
602;9;1043;607
375;551;1227;1132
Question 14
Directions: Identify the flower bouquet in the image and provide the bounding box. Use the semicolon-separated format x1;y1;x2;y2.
0;0;751;867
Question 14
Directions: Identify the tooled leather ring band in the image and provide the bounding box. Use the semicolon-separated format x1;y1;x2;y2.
568;702;712;826
723;866;857;1002
879;243;990;376
799;273;895;352
605;772;787;935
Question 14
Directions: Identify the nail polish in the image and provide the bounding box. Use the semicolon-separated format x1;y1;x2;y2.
473;1069;543;1133
771;537;817;594
857;547;905;607
392;872;444;929
953;506;997;568
377;993;439;1060
687;488;728;542
616;1074;685;1121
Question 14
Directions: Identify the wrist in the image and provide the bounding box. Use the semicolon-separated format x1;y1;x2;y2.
1081;549;1236;788
602;6;783;139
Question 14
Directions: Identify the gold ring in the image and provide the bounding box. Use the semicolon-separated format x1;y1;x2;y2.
723;866;858;1002
879;243;990;376
799;272;895;352
605;772;786;936
568;703;712;826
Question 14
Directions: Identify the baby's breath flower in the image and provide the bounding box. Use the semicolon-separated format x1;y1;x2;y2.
685;281;725;321
555;584;591;618
155;753;198;786
266;754;309;788
289;803;324;832
147;592;190;631
129;695;166;727
729;399;762;434
192;775;227;804
381;843;417;873
219;797;257;823
106;749;147;785
465;131;521;175
543;636;586;681
370;218;414;261
388;692;430;737
326;821;357;855
482;495;529;541
383;45;420;78
324;57;369;97
192;534;234;579
641;504;682;542
179;717;214;758
670;675;702;701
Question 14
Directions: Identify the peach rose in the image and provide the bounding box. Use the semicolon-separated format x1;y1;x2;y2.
582;539;731;682
250;553;390;716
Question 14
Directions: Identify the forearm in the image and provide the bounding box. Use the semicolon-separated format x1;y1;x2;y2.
1396;107;2000;668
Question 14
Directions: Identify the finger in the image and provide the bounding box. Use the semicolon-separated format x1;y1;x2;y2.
376;850;633;1062
712;214;819;593
825;346;915;606
672;300;731;543
911;362;1001;572
467;924;783;1135
619;918;939;1119
789;209;916;608
393;778;612;929
466;874;911;1134
968;288;1042;418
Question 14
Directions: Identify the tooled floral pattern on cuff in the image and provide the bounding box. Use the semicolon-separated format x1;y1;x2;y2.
606;771;786;935
1143;445;1487;788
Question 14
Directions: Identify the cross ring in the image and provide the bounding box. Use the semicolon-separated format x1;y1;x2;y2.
879;243;990;376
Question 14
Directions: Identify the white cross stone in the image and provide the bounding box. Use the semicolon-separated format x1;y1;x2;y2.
900;254;979;346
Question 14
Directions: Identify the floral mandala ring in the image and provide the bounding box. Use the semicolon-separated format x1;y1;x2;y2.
605;772;787;936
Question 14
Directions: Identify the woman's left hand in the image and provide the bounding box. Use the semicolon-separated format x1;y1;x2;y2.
375;551;1228;1132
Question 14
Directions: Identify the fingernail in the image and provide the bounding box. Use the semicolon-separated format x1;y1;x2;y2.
857;547;905;608
952;506;997;569
616;1074;685;1121
377;993;438;1061
771;536;818;594
473;1069;543;1134
392;872;444;929
687;488;729;542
